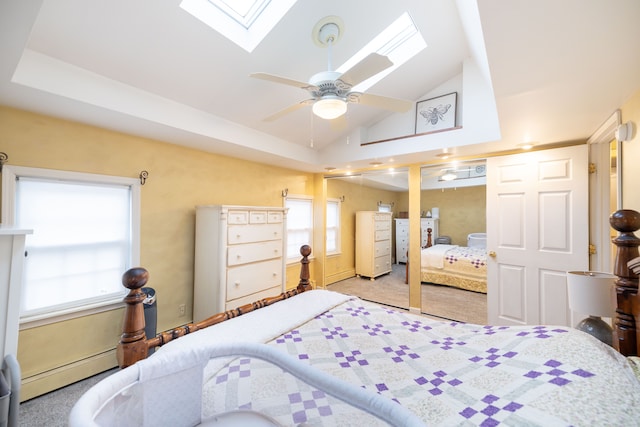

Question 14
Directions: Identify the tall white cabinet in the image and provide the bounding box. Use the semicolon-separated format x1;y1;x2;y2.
1;227;32;359
193;205;287;321
355;211;392;280
394;218;439;263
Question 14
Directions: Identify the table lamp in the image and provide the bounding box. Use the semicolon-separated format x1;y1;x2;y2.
566;271;616;345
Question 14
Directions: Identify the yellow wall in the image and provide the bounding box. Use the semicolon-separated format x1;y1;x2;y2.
421;186;486;245
0;106;316;398
621;89;640;212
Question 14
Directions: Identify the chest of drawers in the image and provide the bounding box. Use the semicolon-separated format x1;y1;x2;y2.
194;205;287;320
355;211;392;279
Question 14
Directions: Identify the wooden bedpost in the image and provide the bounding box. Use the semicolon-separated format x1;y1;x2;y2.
610;209;640;356
297;244;312;292
116;267;151;368
117;246;314;368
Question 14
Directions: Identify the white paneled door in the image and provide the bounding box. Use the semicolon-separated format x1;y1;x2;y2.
487;145;589;326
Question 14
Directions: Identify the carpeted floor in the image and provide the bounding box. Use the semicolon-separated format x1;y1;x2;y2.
18;367;117;426
327;263;487;324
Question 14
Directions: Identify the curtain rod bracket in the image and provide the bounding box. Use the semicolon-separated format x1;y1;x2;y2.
0;152;7;172
139;170;149;185
282;188;288;197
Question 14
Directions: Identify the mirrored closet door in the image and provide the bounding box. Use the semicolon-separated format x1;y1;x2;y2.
419;161;488;323
324;169;409;310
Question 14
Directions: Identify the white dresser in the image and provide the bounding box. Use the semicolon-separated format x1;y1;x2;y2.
394;218;439;263
355;211;392;279
1;227;32;359
193;205;287;321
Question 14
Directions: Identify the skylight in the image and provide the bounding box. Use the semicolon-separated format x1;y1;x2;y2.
180;0;297;52
337;12;426;93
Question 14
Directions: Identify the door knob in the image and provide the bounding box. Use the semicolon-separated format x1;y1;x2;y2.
489;251;496;257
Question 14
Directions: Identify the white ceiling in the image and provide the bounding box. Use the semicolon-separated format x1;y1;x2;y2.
1;0;639;174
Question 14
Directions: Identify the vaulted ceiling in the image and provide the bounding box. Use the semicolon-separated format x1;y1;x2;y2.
1;0;639;173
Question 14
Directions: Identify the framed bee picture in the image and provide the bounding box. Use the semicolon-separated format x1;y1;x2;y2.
415;92;457;134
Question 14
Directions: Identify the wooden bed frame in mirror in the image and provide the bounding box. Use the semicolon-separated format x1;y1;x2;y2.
117;211;640;369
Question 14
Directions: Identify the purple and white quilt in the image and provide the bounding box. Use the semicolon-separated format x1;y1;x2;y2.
199;291;640;426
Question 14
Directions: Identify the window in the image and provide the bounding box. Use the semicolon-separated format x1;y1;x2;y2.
378;203;392;213
285;195;312;261
180;0;297;52
1;166;140;325
326;198;341;255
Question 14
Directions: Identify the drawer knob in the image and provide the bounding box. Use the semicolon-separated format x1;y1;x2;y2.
234;281;240;286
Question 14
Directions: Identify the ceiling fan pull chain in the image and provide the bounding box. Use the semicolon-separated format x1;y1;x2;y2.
327;38;333;72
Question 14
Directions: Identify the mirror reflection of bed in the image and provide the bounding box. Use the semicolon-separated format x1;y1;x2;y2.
420;232;487;323
325;161;488;324
419;161;487;323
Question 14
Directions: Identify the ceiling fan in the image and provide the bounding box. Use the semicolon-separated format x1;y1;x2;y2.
250;17;413;121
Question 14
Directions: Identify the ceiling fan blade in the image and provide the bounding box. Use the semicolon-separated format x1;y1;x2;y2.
250;72;316;91
351;92;413;113
329;114;347;131
263;99;314;122
338;53;393;87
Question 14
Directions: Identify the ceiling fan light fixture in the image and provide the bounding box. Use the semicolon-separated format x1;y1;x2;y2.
441;170;457;181
313;96;347;120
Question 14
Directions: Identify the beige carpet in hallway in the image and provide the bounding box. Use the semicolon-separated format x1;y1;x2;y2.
327;263;487;324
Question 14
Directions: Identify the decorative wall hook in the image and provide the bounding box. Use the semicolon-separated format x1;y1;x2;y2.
281;188;288;197
139;170;149;185
0;152;7;172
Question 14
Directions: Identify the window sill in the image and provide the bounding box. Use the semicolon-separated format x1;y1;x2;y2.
19;298;125;330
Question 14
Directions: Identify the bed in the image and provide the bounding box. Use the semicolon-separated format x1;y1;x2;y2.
420;233;487;293
70;211;640;426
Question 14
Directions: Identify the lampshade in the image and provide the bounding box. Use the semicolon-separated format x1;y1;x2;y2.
313;97;347;120
566;271;616;318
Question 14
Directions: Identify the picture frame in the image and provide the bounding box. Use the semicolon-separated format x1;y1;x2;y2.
415;92;457;134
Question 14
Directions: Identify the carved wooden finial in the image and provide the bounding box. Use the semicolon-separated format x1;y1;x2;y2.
298;245;312;291
609;209;640;356
122;267;149;291
117;267;150;368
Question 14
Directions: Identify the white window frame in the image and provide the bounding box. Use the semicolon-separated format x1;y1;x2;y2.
1;165;140;328
284;194;313;264
378;202;393;212
325;198;341;256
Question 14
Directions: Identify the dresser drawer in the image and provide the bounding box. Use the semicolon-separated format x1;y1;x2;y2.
227;240;282;266
249;211;267;224
374;219;390;231
228;223;283;244
373;255;391;276
227;210;249;224
374;240;391;257
375;229;391;241
227;259;282;300
267;211;284;223
374;213;389;222
225;285;281;311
